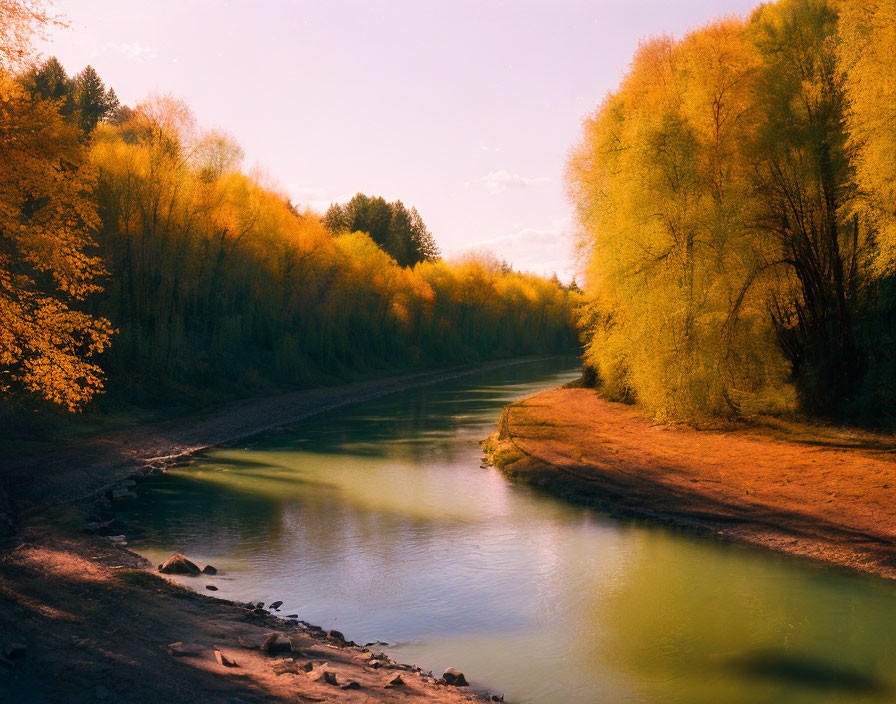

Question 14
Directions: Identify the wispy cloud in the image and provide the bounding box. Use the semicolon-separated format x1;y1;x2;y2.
92;42;158;62
286;183;354;213
451;216;577;281
465;170;549;194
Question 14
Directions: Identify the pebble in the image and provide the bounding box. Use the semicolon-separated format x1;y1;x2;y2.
214;649;238;668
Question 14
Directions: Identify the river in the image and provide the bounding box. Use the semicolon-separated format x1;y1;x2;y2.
122;358;896;704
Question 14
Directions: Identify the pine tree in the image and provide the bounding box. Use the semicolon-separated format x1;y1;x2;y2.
75;65;116;133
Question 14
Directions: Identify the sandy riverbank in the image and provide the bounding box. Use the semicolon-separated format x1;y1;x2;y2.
484;385;896;580
1;362;530;703
0;505;490;703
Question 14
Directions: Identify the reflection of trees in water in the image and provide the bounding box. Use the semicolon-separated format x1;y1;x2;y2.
261;358;580;467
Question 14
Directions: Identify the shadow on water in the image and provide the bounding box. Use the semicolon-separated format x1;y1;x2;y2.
726;650;890;696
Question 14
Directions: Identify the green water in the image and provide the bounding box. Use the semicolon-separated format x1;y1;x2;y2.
123;358;896;703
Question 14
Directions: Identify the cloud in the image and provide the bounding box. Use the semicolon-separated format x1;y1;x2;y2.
285;183;354;213
92;42;158;62
450;216;577;282
465;170;549;194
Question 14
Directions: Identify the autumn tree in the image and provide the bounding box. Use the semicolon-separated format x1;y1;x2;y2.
0;52;112;409
567;0;896;418
0;0;57;70
747;0;867;413
568;19;787;419
838;0;896;271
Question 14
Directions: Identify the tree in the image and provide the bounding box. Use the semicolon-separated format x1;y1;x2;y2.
568;20;783;419
409;206;439;262
0;71;112;410
838;0;896;271
748;0;866;413
193;129;244;181
0;0;58;70
19;56;75;116
74;64;118;133
324;194;439;266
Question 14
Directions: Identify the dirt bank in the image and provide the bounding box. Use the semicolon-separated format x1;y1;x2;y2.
0;505;490;703
484;386;896;580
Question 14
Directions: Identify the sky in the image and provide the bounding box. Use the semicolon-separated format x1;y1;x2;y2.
39;0;758;281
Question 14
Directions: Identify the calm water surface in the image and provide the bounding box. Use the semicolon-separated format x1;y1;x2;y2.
124;359;896;704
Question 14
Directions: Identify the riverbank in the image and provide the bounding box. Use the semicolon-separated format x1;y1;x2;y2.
484;386;896;580
0;505;489;703
2;358;537;517
1;362;531;703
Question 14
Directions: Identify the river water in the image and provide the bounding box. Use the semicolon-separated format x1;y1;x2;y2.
123;358;896;704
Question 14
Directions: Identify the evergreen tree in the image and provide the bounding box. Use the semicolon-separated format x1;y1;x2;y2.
19;56;75;117
74;65;117;133
324;194;439;266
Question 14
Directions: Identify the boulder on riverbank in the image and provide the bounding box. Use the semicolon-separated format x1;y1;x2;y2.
441;668;469;686
158;554;201;576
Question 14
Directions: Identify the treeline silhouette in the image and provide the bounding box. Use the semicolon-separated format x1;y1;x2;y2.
0;44;578;413
569;0;896;421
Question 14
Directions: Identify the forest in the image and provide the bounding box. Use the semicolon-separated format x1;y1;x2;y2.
569;0;896;421
0;10;579;420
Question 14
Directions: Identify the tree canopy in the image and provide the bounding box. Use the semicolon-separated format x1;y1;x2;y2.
324;194;440;267
569;0;896;420
1;40;112;410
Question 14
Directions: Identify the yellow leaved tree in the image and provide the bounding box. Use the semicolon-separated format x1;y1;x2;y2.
0;1;112;409
838;0;896;270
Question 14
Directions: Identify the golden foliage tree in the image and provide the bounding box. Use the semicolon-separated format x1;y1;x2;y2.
838;0;896;270
570;0;896;418
0;4;112;410
568;19;790;419
0;77;112;410
87;99;579;394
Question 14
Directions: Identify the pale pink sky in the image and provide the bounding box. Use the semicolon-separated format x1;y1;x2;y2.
40;0;758;281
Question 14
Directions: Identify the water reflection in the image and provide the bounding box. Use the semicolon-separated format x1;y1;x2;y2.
123;358;896;704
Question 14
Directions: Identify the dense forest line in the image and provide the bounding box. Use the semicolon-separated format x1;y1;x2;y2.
569;0;896;421
0;8;579;417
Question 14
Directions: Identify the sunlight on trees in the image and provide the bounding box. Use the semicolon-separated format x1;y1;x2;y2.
838;0;896;271
570;0;896;419
85;99;578;398
0;66;112;410
0;8;579;414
